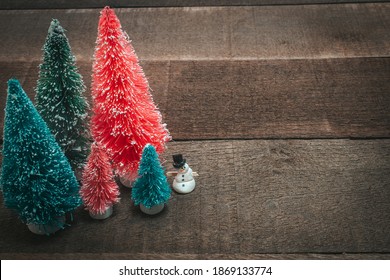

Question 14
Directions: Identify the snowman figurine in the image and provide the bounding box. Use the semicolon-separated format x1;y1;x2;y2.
172;154;196;194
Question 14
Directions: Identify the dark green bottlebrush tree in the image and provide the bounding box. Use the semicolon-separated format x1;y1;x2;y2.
35;19;90;172
131;144;171;208
1;79;81;230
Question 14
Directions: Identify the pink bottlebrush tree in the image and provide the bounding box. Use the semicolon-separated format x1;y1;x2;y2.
91;6;170;181
80;142;120;215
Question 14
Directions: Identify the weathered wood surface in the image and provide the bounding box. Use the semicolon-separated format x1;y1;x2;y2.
2;0;390;10
2;253;390;260
0;140;389;258
1;2;390;260
165;58;390;139
1;58;389;140
0;4;389;62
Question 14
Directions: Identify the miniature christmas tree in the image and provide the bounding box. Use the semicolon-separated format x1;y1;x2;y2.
91;7;170;182
35;19;90;173
1;79;81;233
80;142;120;219
131;144;171;214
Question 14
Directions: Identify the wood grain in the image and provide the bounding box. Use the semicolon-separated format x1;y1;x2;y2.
1;0;390;10
1;57;389;140
0;4;389;61
1;253;390;260
0;140;389;258
164;58;390;139
1;1;389;261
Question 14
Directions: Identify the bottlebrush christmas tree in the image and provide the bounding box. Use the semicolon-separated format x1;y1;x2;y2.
1;79;81;231
131;144;171;209
35;19;90;172
91;6;170;181
80;142;120;216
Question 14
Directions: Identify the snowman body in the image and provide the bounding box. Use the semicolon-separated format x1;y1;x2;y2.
173;163;196;194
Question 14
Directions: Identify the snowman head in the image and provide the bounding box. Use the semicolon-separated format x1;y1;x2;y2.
178;163;189;173
173;154;186;170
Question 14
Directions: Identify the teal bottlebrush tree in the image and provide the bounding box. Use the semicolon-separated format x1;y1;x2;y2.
35;19;90;175
131;144;171;215
91;7;170;185
1;79;81;234
80;142;120;220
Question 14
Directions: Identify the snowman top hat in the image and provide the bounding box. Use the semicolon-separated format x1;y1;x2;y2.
173;154;186;169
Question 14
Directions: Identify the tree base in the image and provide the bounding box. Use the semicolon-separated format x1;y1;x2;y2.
89;206;113;220
173;179;196;194
140;203;164;215
27;216;66;235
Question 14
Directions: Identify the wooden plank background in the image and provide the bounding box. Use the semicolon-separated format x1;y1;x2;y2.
1;4;389;61
1;59;389;140
0;4;389;139
0;2;389;259
2;253;390;260
1;0;390;10
0;140;389;258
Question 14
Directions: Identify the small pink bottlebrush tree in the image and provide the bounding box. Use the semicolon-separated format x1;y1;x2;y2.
91;6;170;182
80;142;120;218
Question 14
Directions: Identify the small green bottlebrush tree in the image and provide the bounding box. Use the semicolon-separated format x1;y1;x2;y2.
35;19;90;172
131;144;171;209
1;79;81;232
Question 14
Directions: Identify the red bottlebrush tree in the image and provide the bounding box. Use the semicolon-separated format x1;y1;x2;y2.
91;6;170;181
80;142;120;215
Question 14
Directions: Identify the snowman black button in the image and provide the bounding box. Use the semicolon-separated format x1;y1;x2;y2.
182;184;185;187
